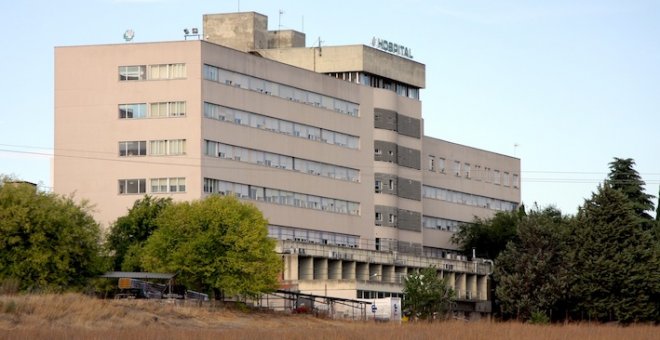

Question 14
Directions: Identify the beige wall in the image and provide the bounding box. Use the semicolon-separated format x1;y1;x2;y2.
421;136;521;250
258;45;425;88
54;41;204;228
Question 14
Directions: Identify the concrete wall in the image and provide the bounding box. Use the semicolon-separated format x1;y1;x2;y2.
54;41;204;228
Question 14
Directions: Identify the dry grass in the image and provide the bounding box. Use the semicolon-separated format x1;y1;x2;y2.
0;294;658;340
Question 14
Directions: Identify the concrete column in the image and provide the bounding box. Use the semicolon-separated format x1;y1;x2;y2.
328;259;342;280
466;274;477;300
395;266;408;284
382;265;395;283
282;254;299;281
342;261;356;280
369;263;383;282
477;275;488;301
298;257;313;281
455;273;466;299
314;258;328;280
356;262;369;281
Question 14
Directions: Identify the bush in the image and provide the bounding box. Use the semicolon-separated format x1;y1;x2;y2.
529;311;550;324
0;278;20;295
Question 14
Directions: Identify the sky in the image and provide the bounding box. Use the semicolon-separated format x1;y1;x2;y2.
1;0;659;216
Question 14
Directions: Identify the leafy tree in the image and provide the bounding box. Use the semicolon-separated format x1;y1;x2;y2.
607;158;655;223
0;178;103;291
452;209;524;260
568;184;660;323
106;195;172;271
403;266;454;321
494;207;570;321
140;195;280;297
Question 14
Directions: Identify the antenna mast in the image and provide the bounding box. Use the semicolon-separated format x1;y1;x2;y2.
279;9;284;29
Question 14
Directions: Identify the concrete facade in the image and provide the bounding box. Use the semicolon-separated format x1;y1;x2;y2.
54;11;520;315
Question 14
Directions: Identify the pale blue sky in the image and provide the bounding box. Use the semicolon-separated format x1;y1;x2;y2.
1;0;658;215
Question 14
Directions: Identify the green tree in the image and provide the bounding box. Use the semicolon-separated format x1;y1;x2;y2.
140;195;280;297
403;266;455;321
494;207;570;321
0;178;103;291
106;195;172;271
568;184;660;323
607;158;655;223
452;209;524;260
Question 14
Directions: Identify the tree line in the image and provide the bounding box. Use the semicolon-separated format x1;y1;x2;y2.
1;157;659;323
453;158;660;323
0;180;280;298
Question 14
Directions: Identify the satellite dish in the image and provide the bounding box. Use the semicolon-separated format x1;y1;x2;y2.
123;29;135;42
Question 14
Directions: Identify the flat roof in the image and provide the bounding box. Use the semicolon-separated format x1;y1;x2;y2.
100;271;176;279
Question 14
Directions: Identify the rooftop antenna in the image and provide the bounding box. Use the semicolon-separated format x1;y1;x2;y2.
317;37;323;56
279;9;284;29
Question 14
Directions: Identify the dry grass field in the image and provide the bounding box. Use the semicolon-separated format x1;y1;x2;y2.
0;294;658;340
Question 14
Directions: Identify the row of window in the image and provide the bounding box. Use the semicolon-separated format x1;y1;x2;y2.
204;140;360;182
118;177;186;194
203;64;360;116
118;139;186;156
203;178;360;215
422;185;518;212
357;290;403;299
428;155;519;188
422;246;461;261
422;216;464;232
267;225;359;248
204;102;359;149
119;64;186;81
119;101;186;119
326;71;420;100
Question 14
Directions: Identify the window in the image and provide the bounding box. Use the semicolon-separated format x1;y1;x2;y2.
149;139;186;156
203;102;360;149
464;163;471;179
119;65;145;81
118;179;146;194
438;158;446;173
375;148;382;155
150;178;168;193
119;141;146;156
203;178;359;215
119;103;147;119
375;180;382;193
203;64;359;117
168;139;186;155
148;63;186;79
513;174;520;188
389;214;396;224
428;156;435;171
453;161;461;176
150;177;186;193
389;179;395;191
484;167;491;183
493;170;501;185
503;172;511;187
169;177;186;192
375;212;383;221
474;165;482;181
150;101;186;117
